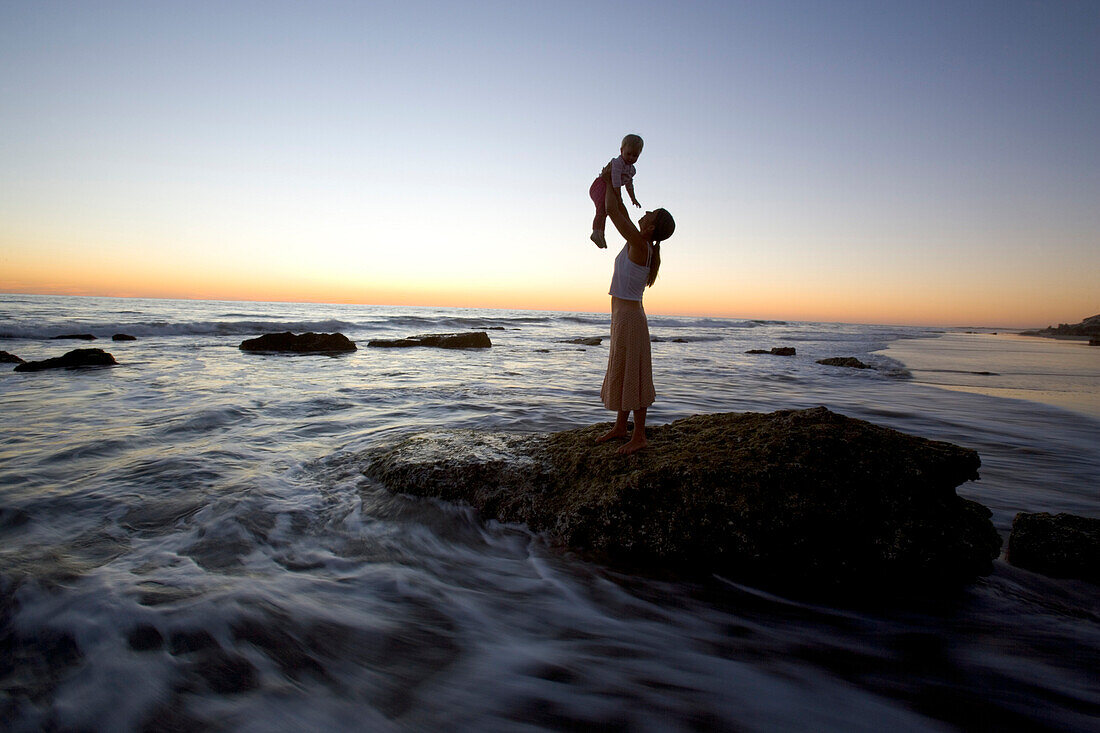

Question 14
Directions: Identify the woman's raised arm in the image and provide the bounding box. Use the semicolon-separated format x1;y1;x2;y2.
602;165;649;264
602;165;645;247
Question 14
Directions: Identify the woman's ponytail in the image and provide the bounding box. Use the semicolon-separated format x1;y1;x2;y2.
646;242;661;287
645;208;674;287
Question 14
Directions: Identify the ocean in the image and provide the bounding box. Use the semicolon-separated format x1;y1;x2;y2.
1;294;1097;731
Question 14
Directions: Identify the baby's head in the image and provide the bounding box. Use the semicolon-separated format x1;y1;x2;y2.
620;134;644;165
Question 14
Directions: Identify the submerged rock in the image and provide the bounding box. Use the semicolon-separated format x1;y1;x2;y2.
128;624;165;652
1008;512;1099;583
0;625;84;707
817;357;871;369
0;351;24;364
746;347;796;356
362;407;1001;594
112;333;137;341
562;337;603;346
50;333;96;340
367;332;492;349
0;507;31;528
14;348;117;372
239;332;356;353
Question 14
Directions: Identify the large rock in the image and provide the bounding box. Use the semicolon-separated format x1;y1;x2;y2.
367;332;492;349
14;348;117;372
239;332;356;353
362;407;1001;594
1007;512;1099;583
0;351;24;364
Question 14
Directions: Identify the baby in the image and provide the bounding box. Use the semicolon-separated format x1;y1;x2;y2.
589;134;643;248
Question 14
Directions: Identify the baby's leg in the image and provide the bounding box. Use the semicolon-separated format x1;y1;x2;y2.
589;178;607;231
589;178;608;247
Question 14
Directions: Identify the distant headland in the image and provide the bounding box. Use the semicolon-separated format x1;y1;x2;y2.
1020;314;1100;342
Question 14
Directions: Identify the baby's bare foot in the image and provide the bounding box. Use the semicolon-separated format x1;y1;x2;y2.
617;436;648;455
596;428;628;443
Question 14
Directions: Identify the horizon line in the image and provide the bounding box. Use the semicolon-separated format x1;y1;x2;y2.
0;289;1062;331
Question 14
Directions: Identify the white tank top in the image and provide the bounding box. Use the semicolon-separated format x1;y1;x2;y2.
608;243;651;301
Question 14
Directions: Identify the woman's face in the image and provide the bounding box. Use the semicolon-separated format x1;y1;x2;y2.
638;210;656;236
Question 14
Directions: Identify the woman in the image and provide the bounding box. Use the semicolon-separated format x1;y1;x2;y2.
594;163;676;454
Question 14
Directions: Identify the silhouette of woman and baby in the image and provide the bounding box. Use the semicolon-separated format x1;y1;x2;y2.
588;134;675;455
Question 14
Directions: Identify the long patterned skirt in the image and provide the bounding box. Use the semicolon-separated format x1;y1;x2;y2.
600;297;656;412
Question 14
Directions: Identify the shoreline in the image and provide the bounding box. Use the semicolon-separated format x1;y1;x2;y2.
876;331;1100;421
1018;332;1096;342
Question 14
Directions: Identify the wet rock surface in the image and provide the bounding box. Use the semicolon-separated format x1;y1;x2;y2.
817;357;872;369
367;332;492;349
561;337;603;346
112;333;137;341
1008;512;1099;583
14;348;118;372
239;332;356;353
746;347;796;356
0;351;24;364
362;406;1001;594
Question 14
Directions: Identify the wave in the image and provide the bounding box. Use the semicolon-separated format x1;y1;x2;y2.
649;335;725;343
372;315;552;330
648;317;769;329
216;312;278;319
0;314;559;340
558;314;609;326
0;319;362;339
558;314;783;334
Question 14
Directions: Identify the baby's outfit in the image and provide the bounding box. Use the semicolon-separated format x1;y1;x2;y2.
589;155;636;233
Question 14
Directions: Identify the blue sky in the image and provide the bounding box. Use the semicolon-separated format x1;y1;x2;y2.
2;1;1097;325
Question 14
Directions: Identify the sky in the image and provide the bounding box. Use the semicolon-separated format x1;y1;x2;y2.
1;1;1097;327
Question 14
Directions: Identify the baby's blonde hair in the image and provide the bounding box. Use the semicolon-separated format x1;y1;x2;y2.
621;134;644;152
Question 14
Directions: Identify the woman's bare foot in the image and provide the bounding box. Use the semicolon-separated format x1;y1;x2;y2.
617;436;648;455
596;428;629;443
